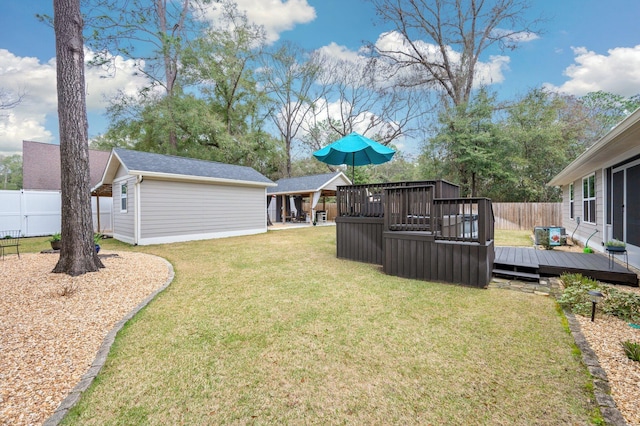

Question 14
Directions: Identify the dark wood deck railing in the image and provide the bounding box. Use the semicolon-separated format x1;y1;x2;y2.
432;198;494;243
337;180;461;218
337;182;493;243
337;183;391;217
384;185;434;231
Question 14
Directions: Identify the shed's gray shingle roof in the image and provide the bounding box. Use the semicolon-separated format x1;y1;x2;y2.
114;148;274;185
267;172;343;194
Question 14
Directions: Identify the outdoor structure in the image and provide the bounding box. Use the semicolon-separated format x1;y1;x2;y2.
549;107;640;270
94;148;275;245
335;180;495;288
267;171;351;224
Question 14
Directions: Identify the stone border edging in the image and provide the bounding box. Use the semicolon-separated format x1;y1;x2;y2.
563;308;628;426
43;255;175;425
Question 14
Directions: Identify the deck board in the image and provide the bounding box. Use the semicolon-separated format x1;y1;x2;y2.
494;247;638;286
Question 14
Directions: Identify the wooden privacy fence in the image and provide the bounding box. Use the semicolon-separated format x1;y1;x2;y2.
492;202;561;230
304;201;560;230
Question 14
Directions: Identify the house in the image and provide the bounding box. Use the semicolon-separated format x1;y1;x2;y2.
16;140;112;235
22;140;110;191
549;107;640;270
95;148;275;245
267;171;351;224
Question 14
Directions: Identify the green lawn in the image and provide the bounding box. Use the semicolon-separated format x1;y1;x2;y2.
24;228;597;424
494;229;534;247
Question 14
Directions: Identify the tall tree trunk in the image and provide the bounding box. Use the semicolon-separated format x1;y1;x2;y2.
53;0;104;275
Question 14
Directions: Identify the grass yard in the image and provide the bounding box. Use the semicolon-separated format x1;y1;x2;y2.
494;229;534;247
49;227;595;424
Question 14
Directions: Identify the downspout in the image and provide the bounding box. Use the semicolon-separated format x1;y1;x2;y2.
134;175;143;245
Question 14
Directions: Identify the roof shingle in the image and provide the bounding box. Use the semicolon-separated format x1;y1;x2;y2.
113;148;274;185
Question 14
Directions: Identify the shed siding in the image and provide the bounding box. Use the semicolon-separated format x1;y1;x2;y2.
112;175;136;244
324;176;351;191
115;166;129;180
138;179;266;243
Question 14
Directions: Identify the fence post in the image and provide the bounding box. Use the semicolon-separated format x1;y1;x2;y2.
478;199;487;242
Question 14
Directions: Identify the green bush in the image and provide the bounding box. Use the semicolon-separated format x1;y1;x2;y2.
539;229;553;250
558;273;640;323
603;290;640;323
621;341;640;362
558;274;600;317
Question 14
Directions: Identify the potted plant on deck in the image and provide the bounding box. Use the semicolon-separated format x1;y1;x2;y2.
605;239;626;252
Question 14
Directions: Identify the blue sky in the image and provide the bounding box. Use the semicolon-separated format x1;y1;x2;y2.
1;0;640;156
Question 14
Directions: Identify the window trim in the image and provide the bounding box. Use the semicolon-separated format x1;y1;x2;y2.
569;183;574;220
120;182;128;213
582;174;596;224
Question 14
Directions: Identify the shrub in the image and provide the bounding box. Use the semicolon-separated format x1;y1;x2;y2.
558;275;599;317
538;229;553;250
602;290;640;323
558;273;640;323
621;341;640;362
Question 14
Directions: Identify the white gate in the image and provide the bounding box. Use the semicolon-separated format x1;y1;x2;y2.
0;190;112;236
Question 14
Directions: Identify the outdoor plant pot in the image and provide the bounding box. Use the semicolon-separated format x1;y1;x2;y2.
95;244;100;254
50;241;61;250
606;245;626;252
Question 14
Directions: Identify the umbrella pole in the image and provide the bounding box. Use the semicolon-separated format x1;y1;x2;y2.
352;155;355;183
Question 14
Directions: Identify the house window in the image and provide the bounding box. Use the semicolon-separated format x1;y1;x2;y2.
582;174;595;223
120;183;128;212
569;183;574;219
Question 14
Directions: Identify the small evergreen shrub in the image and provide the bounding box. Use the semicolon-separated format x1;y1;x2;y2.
622;341;640;362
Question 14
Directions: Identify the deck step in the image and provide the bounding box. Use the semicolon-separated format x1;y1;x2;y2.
493;268;540;281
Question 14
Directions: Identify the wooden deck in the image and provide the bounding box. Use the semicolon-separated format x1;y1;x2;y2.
494;247;638;286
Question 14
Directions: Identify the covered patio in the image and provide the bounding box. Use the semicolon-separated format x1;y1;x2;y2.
267;171;351;225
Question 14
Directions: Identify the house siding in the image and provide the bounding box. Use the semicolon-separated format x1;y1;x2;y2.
562;170;604;249
112;174;136;244
137;179;266;244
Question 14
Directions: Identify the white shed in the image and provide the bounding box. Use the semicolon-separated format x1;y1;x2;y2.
95;148;275;245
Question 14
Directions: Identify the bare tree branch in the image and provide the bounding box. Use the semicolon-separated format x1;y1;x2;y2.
368;0;543;106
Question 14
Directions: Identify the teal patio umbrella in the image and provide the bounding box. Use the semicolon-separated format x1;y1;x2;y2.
313;132;396;182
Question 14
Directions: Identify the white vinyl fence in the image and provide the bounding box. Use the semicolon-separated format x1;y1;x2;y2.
0;190;112;237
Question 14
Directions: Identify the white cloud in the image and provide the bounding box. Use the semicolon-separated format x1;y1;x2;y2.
316;42;364;64
544;45;640;96
84;51;153;110
0;48;151;155
202;0;316;44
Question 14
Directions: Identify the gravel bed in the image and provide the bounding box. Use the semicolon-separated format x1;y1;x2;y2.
575;284;640;426
0;251;170;425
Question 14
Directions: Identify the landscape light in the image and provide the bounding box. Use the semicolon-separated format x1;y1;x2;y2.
588;290;604;322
